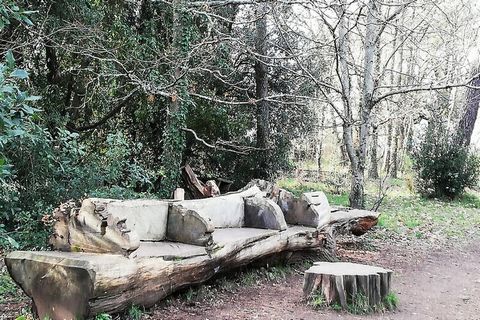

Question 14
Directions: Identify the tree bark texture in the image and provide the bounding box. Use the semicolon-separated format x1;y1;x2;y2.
303;262;392;309
458;68;480;146
368;124;379;179
255;3;269;150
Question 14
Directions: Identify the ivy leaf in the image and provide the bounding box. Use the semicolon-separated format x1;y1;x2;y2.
21;16;33;26
9;129;25;137
10;69;28;79
0;85;14;93
6;236;19;249
24;95;42;101
5;50;15;68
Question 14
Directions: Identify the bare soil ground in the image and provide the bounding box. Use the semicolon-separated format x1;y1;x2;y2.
148;238;480;320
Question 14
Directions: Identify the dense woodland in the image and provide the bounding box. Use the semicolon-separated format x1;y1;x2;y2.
0;0;479;250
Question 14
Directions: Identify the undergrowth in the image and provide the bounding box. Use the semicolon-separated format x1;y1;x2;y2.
308;291;399;314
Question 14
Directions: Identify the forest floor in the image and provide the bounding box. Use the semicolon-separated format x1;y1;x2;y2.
1;180;480;320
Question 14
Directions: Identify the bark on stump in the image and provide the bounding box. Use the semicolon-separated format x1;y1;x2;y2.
303;262;392;309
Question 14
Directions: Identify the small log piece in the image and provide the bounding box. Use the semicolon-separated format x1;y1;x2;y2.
303;262;393;309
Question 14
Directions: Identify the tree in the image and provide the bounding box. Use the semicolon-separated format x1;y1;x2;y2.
254;3;270;178
457;67;480;146
159;0;192;197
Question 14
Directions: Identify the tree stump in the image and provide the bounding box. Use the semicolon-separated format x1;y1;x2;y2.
303;262;392;309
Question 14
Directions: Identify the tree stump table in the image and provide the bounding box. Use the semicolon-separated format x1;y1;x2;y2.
303;262;393;309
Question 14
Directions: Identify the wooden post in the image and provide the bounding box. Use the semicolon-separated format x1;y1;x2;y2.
174;188;185;200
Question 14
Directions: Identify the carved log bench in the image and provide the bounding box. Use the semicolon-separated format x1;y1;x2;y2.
5;181;379;319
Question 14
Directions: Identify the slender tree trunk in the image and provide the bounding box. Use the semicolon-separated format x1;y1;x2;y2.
348;0;378;209
383;23;398;174
160;0;190;197
332;1;363;208
384;120;393;174
368;22;382;180
317;104;326;174
390;123;399;178
458;67;480;146
368;124;379;179
389;12;405;179
331;109;348;164
254;3;270;178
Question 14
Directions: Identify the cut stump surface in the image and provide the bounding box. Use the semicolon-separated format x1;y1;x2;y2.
303;262;392;309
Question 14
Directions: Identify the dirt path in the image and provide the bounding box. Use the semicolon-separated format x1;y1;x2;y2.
151;241;480;320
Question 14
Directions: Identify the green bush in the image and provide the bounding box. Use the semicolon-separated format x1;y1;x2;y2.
413;123;480;199
0;52;155;250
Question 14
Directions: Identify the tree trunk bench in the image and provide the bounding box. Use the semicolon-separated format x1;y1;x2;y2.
5;180;380;319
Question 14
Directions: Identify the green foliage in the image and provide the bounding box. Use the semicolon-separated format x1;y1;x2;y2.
308;291;397;314
346;293;371;314
383;292;399;311
413;123;480;199
0;1;33;29
309;290;327;309
0;51;49;249
277;178;350;206
0;0;317;251
95;313;112;320
0;272;17;303
127;305;143;320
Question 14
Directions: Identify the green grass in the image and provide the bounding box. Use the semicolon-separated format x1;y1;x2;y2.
383;292;399;311
278;176;480;243
277;178;329;197
0;272;18;303
309;291;327;309
308;291;399;314
327;193;349;207
346;293;371;314
95;314;112;320
375;188;480;241
277;177;349;206
128;305;143;320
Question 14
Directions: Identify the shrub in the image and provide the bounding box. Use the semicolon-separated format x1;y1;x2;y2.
413;123;480;199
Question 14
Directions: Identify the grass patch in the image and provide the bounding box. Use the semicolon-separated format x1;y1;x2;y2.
383;292;399;311
308;291;399;314
278;176;480;242
309;291;327;309
346;293;371;314
327;193;349;207
95;314;112;320
127;305;143;320
0;272;19;303
277;177;349;206
277;178;328;197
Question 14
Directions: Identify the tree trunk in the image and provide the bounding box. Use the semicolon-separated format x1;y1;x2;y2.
384;120;393;174
390;123;399;178
303;262;392;309
348;0;378;209
368;124;379;179
389;12;405;179
254;3;270;178
458;67;480;146
317;104;326;174
383;24;399;175
331;109;348;164
159;0;190;197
